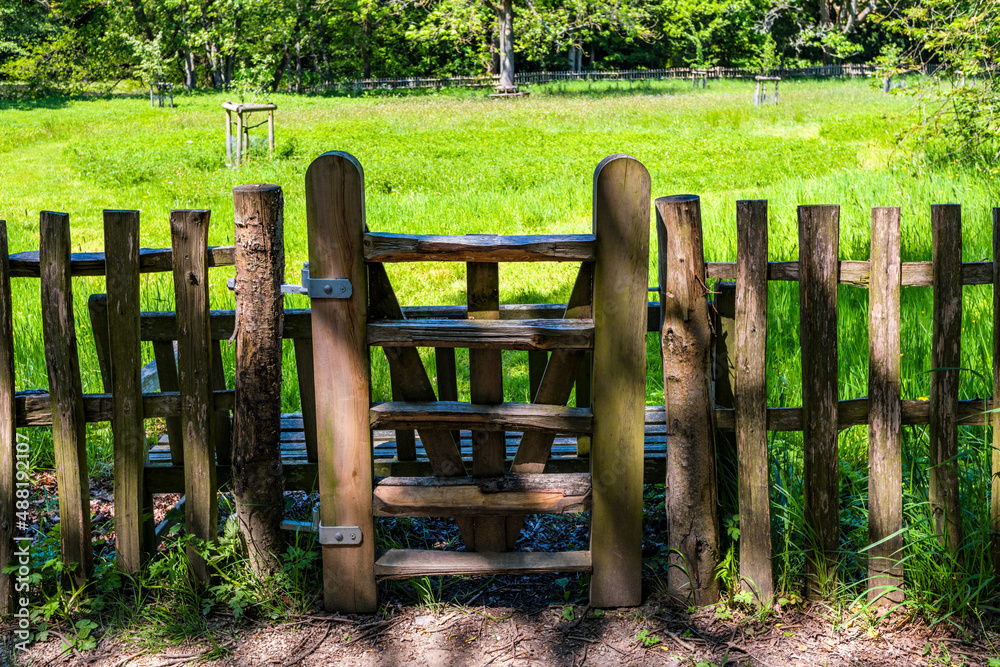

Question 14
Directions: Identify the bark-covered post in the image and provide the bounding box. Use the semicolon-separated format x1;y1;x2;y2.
498;0;515;90
232;184;287;578
657;194;721;606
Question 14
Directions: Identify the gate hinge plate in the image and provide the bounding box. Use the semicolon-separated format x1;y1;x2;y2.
227;262;352;299
318;525;363;546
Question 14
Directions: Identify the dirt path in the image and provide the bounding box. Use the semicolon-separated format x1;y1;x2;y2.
12;601;998;667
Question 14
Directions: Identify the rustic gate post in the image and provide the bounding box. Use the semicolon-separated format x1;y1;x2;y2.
104;210;153;572
590;155;650;608
306;152;377;613
40;212;93;588
232;184;286;578
657;195;721;606
868;206;903;605
735;200;773;604
799;205;840;600
0;220;15;614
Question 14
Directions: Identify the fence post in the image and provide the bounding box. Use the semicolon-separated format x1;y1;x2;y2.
930;204;963;554
170;209;217;583
232;184;287;578
799;205;840;600
306;152;377;613
0;220;15;614
657;194;721;606
40;211;93;588
735;200;773;604
993;207;1000;576
868;206;903;605
590;155;649;608
104;210;153;572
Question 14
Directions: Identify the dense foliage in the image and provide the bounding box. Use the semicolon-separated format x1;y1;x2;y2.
0;0;904;93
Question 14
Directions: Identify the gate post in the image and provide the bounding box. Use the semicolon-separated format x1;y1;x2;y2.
590;155;650;608
306;152;377;613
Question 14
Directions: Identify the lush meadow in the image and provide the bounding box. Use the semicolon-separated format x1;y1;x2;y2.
3;77;1000;620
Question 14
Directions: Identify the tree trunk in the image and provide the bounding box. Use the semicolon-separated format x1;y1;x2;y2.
489;18;499;75
499;0;515;89
362;19;372;79
232;184;286;579
182;50;197;91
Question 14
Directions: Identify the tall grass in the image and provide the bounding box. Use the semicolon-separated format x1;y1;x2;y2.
2;78;999;622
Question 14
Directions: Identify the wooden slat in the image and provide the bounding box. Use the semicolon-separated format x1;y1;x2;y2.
512;264;593;472
292;338;318;463
528;351;547;399
467;261;510;552
40;211;92;588
994;207;1000;577
434;347;460;445
0;220;15;614
705;260;992;287
136;302;662;342
657;194;720;606
368;318;594;350
799;204;840;600
868;207;903;605
87;295;112;393
734;200;772;604
589;154;649;608
104;210;152;572
371;401;592;434
929;204;963;554
373;473;591;516
389;363;417;461
151;341;184;465
374;549;592;578
364;233;596;263
171;209;217;583
306;152;377;612
8;246;235;278
212;342;232;466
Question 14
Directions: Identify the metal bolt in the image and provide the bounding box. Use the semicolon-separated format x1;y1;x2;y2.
324;284;333;295
334;532;344;542
350;533;357;541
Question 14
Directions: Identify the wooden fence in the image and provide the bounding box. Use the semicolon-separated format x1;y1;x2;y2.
319;64;880;92
1;153;999;615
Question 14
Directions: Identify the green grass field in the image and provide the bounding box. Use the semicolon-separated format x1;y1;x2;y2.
3;77;1000;618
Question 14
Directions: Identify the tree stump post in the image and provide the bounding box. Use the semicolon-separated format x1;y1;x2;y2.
232;184;287;578
658;194;721;606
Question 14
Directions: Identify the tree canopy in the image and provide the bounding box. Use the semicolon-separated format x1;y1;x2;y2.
0;0;906;93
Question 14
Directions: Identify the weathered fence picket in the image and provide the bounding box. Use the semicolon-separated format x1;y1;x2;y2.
993;207;1000;576
104;209;152;573
930;204;963;554
0;220;14;615
734;200;772;604
40;211;93;588
170;209;217;583
798;205;840;600
868;206;903;605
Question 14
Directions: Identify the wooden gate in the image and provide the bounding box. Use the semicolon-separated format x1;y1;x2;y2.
304;152;651;612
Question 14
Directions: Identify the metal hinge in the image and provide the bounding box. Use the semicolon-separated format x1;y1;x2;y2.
318;524;363;546
226;263;352;299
